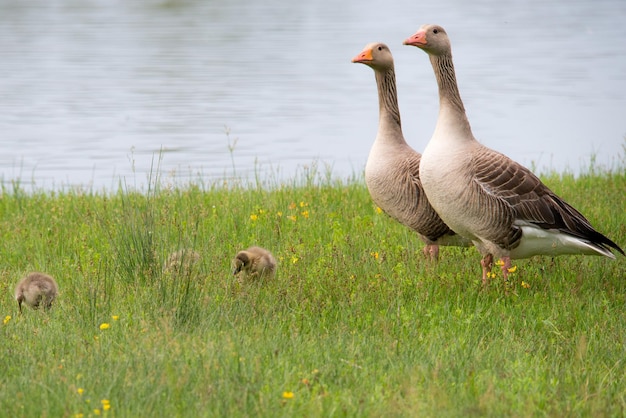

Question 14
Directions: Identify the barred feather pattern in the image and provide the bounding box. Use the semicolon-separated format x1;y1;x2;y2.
367;153;456;243
431;53;466;115
470;146;624;255
375;68;402;128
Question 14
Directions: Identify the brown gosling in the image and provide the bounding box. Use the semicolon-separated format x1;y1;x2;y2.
232;246;277;280
15;272;59;313
163;249;201;275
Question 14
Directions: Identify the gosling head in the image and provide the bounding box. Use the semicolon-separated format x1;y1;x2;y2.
232;251;250;275
16;293;25;314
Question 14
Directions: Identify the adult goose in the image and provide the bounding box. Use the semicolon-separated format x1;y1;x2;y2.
352;42;470;260
403;25;624;282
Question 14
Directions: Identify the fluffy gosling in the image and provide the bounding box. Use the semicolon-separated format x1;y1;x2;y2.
232;246;277;280
15;272;59;313
162;249;201;275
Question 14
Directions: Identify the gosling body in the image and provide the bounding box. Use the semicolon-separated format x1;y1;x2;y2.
15;272;59;313
232;246;277;280
163;249;201;275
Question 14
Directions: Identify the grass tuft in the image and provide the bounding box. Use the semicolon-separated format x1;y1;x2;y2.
0;160;624;417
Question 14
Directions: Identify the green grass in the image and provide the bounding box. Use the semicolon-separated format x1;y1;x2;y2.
0;163;624;417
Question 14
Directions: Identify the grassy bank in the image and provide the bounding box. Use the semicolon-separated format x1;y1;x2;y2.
0;165;624;417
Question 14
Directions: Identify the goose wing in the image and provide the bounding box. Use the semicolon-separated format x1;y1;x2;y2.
471;146;623;255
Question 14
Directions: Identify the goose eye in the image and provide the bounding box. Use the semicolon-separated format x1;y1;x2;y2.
377;46;383;51
433;28;439;34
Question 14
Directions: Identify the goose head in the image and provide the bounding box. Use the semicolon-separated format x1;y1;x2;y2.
351;42;394;71
403;24;451;56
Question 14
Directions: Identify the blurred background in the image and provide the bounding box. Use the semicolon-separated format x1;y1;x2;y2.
1;0;625;191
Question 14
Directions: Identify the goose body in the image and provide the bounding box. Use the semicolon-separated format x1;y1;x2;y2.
232;246;277;280
352;42;469;259
15;272;58;313
404;25;624;281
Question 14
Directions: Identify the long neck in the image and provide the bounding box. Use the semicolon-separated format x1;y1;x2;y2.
430;53;474;140
374;67;404;141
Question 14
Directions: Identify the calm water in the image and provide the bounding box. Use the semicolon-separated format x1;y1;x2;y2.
1;0;625;191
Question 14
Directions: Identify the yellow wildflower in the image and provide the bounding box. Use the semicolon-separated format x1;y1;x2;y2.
250;214;258;221
77;388;84;395
507;265;518;273
101;400;111;411
94;409;101;416
282;391;294;399
277;211;283;217
3;315;10;325
495;259;505;266
299;201;308;208
111;315;119;321
287;215;297;222
301;210;309;218
99;323;110;330
371;252;379;260
73;414;84;418
375;206;383;214
521;281;531;289
291;256;299;264
288;202;297;210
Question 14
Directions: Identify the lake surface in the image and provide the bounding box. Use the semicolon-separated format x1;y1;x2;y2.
1;0;625;191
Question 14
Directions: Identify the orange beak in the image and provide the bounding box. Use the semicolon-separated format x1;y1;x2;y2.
403;30;427;47
351;48;373;63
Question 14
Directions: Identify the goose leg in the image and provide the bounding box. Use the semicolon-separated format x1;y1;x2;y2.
430;245;440;261
422;244;440;261
480;253;493;285
500;256;512;281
